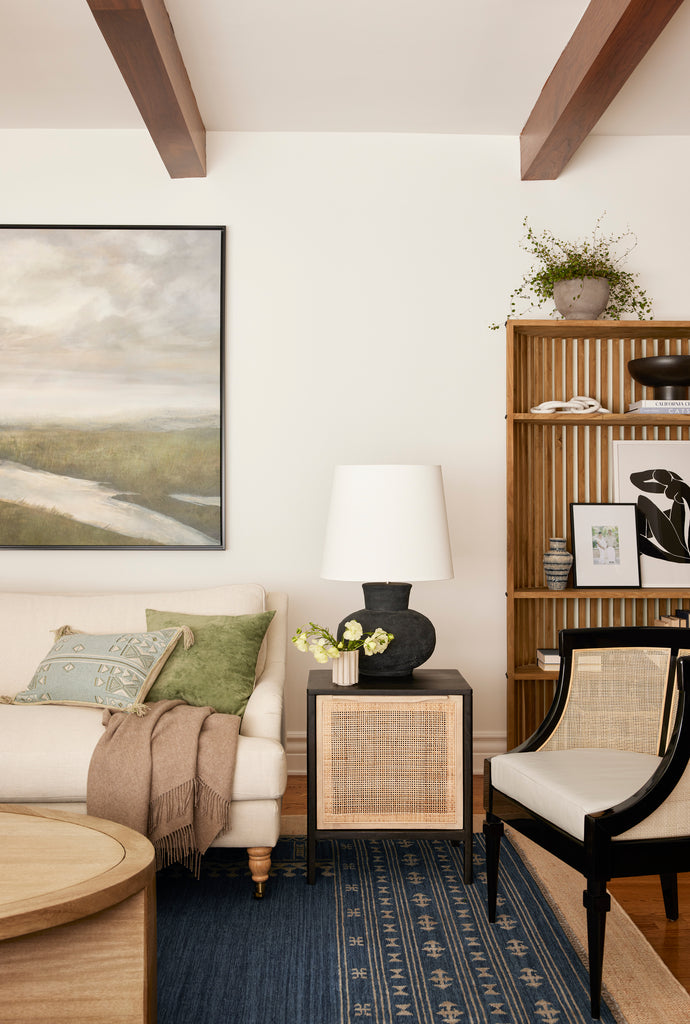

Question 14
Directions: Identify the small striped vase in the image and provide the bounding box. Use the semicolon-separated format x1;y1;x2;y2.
543;538;573;590
332;650;359;686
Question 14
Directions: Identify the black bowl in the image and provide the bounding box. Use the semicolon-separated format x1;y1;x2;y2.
627;355;690;400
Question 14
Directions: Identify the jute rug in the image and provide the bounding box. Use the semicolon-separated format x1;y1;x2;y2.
505;825;690;1024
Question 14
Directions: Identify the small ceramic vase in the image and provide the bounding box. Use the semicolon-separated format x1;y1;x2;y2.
332;649;359;686
543;538;573;590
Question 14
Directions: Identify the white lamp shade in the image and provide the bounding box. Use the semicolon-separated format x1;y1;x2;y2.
321;464;453;582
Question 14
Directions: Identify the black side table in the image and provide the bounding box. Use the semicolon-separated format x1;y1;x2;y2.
307;668;473;884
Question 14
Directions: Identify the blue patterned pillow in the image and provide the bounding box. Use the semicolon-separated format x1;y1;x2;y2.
12;626;192;712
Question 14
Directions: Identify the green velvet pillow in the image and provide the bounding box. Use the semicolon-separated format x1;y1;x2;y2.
12;627;189;712
145;608;275;716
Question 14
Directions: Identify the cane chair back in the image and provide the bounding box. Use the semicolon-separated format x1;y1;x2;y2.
539;645;677;755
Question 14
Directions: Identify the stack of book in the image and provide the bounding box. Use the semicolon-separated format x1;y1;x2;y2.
653;609;690;627
536;648;561;670
627;399;690;414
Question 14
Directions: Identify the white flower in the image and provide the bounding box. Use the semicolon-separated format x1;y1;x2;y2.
291;618;393;660
342;620;363;641
309;644;330;664
370;627;392;653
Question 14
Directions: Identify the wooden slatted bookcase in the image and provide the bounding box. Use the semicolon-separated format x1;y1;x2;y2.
506;320;690;748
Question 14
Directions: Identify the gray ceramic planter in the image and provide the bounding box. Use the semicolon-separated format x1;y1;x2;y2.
553;277;610;319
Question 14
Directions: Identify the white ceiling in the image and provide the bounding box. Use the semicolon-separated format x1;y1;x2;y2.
0;0;689;135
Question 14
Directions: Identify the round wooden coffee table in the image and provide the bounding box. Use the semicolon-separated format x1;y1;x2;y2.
0;804;156;1024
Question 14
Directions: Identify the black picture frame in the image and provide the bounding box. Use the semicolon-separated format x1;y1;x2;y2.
0;224;225;549
570;503;641;588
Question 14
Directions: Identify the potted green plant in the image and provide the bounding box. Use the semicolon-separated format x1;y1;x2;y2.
492;214;653;327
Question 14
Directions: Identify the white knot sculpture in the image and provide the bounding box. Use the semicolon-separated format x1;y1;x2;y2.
530;396;609;414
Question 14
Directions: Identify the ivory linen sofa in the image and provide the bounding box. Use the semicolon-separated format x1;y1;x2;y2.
0;583;288;895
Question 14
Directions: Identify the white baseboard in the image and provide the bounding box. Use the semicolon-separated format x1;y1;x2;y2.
286;731;307;774
472;731;507;774
285;729;506;776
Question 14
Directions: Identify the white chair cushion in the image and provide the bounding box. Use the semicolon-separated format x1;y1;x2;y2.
491;748;661;841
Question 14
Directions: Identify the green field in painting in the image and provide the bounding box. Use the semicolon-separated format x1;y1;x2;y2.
0;425;221;546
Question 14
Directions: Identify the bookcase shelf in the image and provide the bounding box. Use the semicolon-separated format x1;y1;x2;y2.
513;587;681;598
514;413;690;424
514;663;559;679
506;320;690;749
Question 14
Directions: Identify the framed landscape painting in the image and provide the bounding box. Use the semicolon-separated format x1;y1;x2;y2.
0;225;225;549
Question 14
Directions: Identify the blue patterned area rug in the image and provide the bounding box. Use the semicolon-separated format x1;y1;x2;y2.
156;834;621;1024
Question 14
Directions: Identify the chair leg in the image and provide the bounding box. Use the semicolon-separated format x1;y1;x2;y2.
247;846;272;899
583;880;611;1020
483;818;504;923
660;872;679;921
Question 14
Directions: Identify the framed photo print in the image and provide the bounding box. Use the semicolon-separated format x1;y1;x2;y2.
0;224;225;549
613;440;690;587
569;503;641;588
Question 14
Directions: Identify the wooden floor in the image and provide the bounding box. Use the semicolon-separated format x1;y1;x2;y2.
283;773;690;993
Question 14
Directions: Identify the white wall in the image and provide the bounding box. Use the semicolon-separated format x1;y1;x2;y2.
1;129;689;770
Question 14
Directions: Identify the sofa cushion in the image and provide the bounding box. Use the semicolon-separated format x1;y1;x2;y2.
0;705;109;801
145;609;275;716
0;705;286;803
11;627;189;711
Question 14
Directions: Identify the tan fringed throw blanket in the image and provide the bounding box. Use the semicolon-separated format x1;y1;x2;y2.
87;699;240;875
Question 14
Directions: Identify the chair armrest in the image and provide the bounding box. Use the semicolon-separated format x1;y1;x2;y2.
240;656;285;743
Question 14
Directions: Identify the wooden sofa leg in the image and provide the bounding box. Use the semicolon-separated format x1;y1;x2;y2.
247;847;272;899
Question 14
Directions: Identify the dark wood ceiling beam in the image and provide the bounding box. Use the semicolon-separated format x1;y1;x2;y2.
520;0;686;181
86;0;206;178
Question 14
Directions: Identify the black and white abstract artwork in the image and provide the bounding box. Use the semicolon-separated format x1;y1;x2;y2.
613;440;690;587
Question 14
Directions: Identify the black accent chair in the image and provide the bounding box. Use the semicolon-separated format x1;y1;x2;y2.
483;627;690;1019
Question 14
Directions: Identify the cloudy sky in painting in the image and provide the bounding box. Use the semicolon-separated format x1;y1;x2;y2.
0;227;222;426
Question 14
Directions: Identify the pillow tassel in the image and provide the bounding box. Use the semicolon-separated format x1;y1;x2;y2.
125;702;149;716
52;625;81;640
0;695;13;704
181;625;195;650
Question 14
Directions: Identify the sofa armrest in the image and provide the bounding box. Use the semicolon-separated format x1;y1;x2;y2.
240;590;288;743
241;657;284;742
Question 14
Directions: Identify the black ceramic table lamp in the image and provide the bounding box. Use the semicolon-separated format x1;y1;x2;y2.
320;464;454;677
